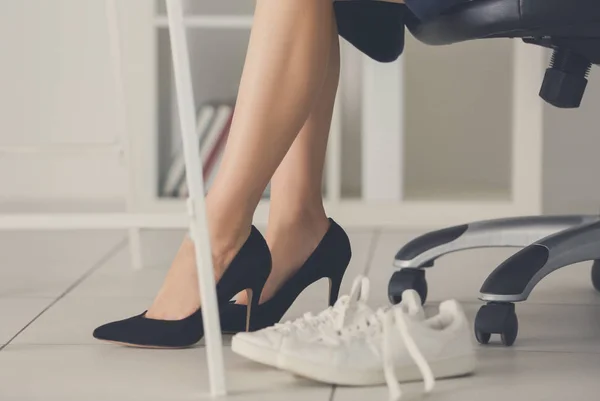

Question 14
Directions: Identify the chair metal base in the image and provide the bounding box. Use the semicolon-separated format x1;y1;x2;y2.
394;215;599;270
480;219;600;302
390;215;600;346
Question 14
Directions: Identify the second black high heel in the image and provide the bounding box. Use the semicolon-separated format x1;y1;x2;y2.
220;218;352;334
92;226;271;348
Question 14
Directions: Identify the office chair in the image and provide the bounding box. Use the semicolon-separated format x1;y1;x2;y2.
387;0;600;346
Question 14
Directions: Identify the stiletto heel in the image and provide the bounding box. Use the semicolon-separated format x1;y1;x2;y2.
93;226;271;348
328;274;343;307
245;288;254;332
220;218;352;334
245;255;269;331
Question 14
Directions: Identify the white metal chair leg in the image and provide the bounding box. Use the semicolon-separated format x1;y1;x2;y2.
104;0;144;270
166;0;227;396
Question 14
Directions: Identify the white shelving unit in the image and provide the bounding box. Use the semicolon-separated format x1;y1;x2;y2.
125;0;548;229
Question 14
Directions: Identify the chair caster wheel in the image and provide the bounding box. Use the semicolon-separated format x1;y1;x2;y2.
388;268;428;305
591;260;600;292
474;302;518;346
474;329;491;345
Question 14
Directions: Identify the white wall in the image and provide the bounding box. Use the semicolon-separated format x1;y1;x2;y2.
0;0;125;202
542;74;600;214
341;35;513;199
403;36;512;198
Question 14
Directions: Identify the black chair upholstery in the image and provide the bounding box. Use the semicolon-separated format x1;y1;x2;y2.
407;0;600;108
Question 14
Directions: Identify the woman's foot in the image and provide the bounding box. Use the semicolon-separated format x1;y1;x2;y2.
264;215;331;303
220;217;352;333
93;226;271;348
145;186;257;320
145;227;249;320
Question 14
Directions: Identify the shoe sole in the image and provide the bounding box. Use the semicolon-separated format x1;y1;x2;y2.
231;336;279;368
98;339;193;349
278;353;476;386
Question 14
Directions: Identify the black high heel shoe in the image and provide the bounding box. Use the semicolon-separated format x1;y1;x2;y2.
92;226;271;348
220;218;352;334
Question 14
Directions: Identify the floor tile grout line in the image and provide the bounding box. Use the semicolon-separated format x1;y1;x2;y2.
0;238;128;351
362;229;382;278
73;235;131;282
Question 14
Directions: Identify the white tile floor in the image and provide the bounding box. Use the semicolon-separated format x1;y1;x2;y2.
1;228;600;400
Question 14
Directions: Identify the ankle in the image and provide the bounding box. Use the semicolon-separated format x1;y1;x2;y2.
266;210;330;268
205;196;254;277
267;206;329;240
269;197;328;226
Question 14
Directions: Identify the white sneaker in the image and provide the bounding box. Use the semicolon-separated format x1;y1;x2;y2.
278;298;476;401
231;275;424;368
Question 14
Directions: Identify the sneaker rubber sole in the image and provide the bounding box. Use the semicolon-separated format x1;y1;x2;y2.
231;335;280;368
278;353;476;386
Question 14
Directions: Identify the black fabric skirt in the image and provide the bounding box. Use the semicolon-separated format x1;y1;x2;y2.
334;0;473;62
334;0;407;62
404;0;474;20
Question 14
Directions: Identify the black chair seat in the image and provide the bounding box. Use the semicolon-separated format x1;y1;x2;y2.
406;0;600;108
408;0;600;46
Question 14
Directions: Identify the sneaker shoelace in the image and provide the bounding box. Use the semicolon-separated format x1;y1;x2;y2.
271;297;349;334
323;307;435;401
383;307;435;401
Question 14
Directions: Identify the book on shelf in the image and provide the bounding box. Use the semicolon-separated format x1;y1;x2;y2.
169;103;234;198
177;145;272;200
162;104;216;196
200;104;233;181
165;101;271;201
203;145;225;193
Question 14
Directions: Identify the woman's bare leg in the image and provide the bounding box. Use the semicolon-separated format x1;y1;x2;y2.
261;22;340;303
147;0;336;320
234;14;340;305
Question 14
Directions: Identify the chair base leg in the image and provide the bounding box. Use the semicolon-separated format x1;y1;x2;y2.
591;260;600;293
480;220;600;302
391;216;600;302
391;215;600;348
394;215;598;269
388;215;598;304
475;220;600;346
